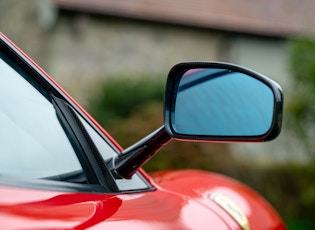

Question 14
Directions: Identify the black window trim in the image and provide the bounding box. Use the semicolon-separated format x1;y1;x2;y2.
51;94;119;192
0;173;156;194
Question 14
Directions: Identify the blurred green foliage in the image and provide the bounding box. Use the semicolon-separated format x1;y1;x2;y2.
288;36;315;140
87;76;165;127
284;35;315;229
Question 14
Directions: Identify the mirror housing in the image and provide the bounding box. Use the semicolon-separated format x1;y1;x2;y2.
164;62;283;142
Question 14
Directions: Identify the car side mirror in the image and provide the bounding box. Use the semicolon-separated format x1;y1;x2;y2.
164;62;283;142
109;62;283;179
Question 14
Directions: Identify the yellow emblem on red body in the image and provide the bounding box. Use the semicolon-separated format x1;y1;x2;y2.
210;193;250;230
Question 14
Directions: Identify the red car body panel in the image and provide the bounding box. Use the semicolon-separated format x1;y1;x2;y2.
0;170;285;229
0;32;286;229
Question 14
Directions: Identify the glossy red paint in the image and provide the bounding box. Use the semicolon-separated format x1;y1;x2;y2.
150;170;286;230
0;170;286;229
0;186;225;229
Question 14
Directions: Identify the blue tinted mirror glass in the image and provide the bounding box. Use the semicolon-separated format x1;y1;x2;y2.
173;68;274;136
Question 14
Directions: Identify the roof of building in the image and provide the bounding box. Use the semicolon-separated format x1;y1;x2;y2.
53;0;315;37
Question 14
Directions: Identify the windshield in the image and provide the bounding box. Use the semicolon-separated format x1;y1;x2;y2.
0;53;84;179
0;48;150;191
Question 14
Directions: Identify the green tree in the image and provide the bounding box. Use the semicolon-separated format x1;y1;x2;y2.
287;36;315;157
285;36;315;228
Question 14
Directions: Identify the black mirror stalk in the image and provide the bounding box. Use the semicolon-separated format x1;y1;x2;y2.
107;126;172;179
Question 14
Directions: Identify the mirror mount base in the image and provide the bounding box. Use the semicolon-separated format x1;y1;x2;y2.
107;126;172;179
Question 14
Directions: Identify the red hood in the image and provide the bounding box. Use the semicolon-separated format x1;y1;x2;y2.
0;183;234;229
0;169;286;229
150;169;286;230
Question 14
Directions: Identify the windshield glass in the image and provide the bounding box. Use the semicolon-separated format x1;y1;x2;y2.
0;49;150;191
0;53;85;180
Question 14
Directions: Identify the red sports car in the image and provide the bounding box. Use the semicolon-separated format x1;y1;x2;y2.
0;32;286;229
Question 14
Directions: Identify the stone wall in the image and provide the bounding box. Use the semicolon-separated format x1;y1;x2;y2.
46;14;224;102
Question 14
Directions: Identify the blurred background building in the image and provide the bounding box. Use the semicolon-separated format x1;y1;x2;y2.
3;0;311;95
1;0;315;164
